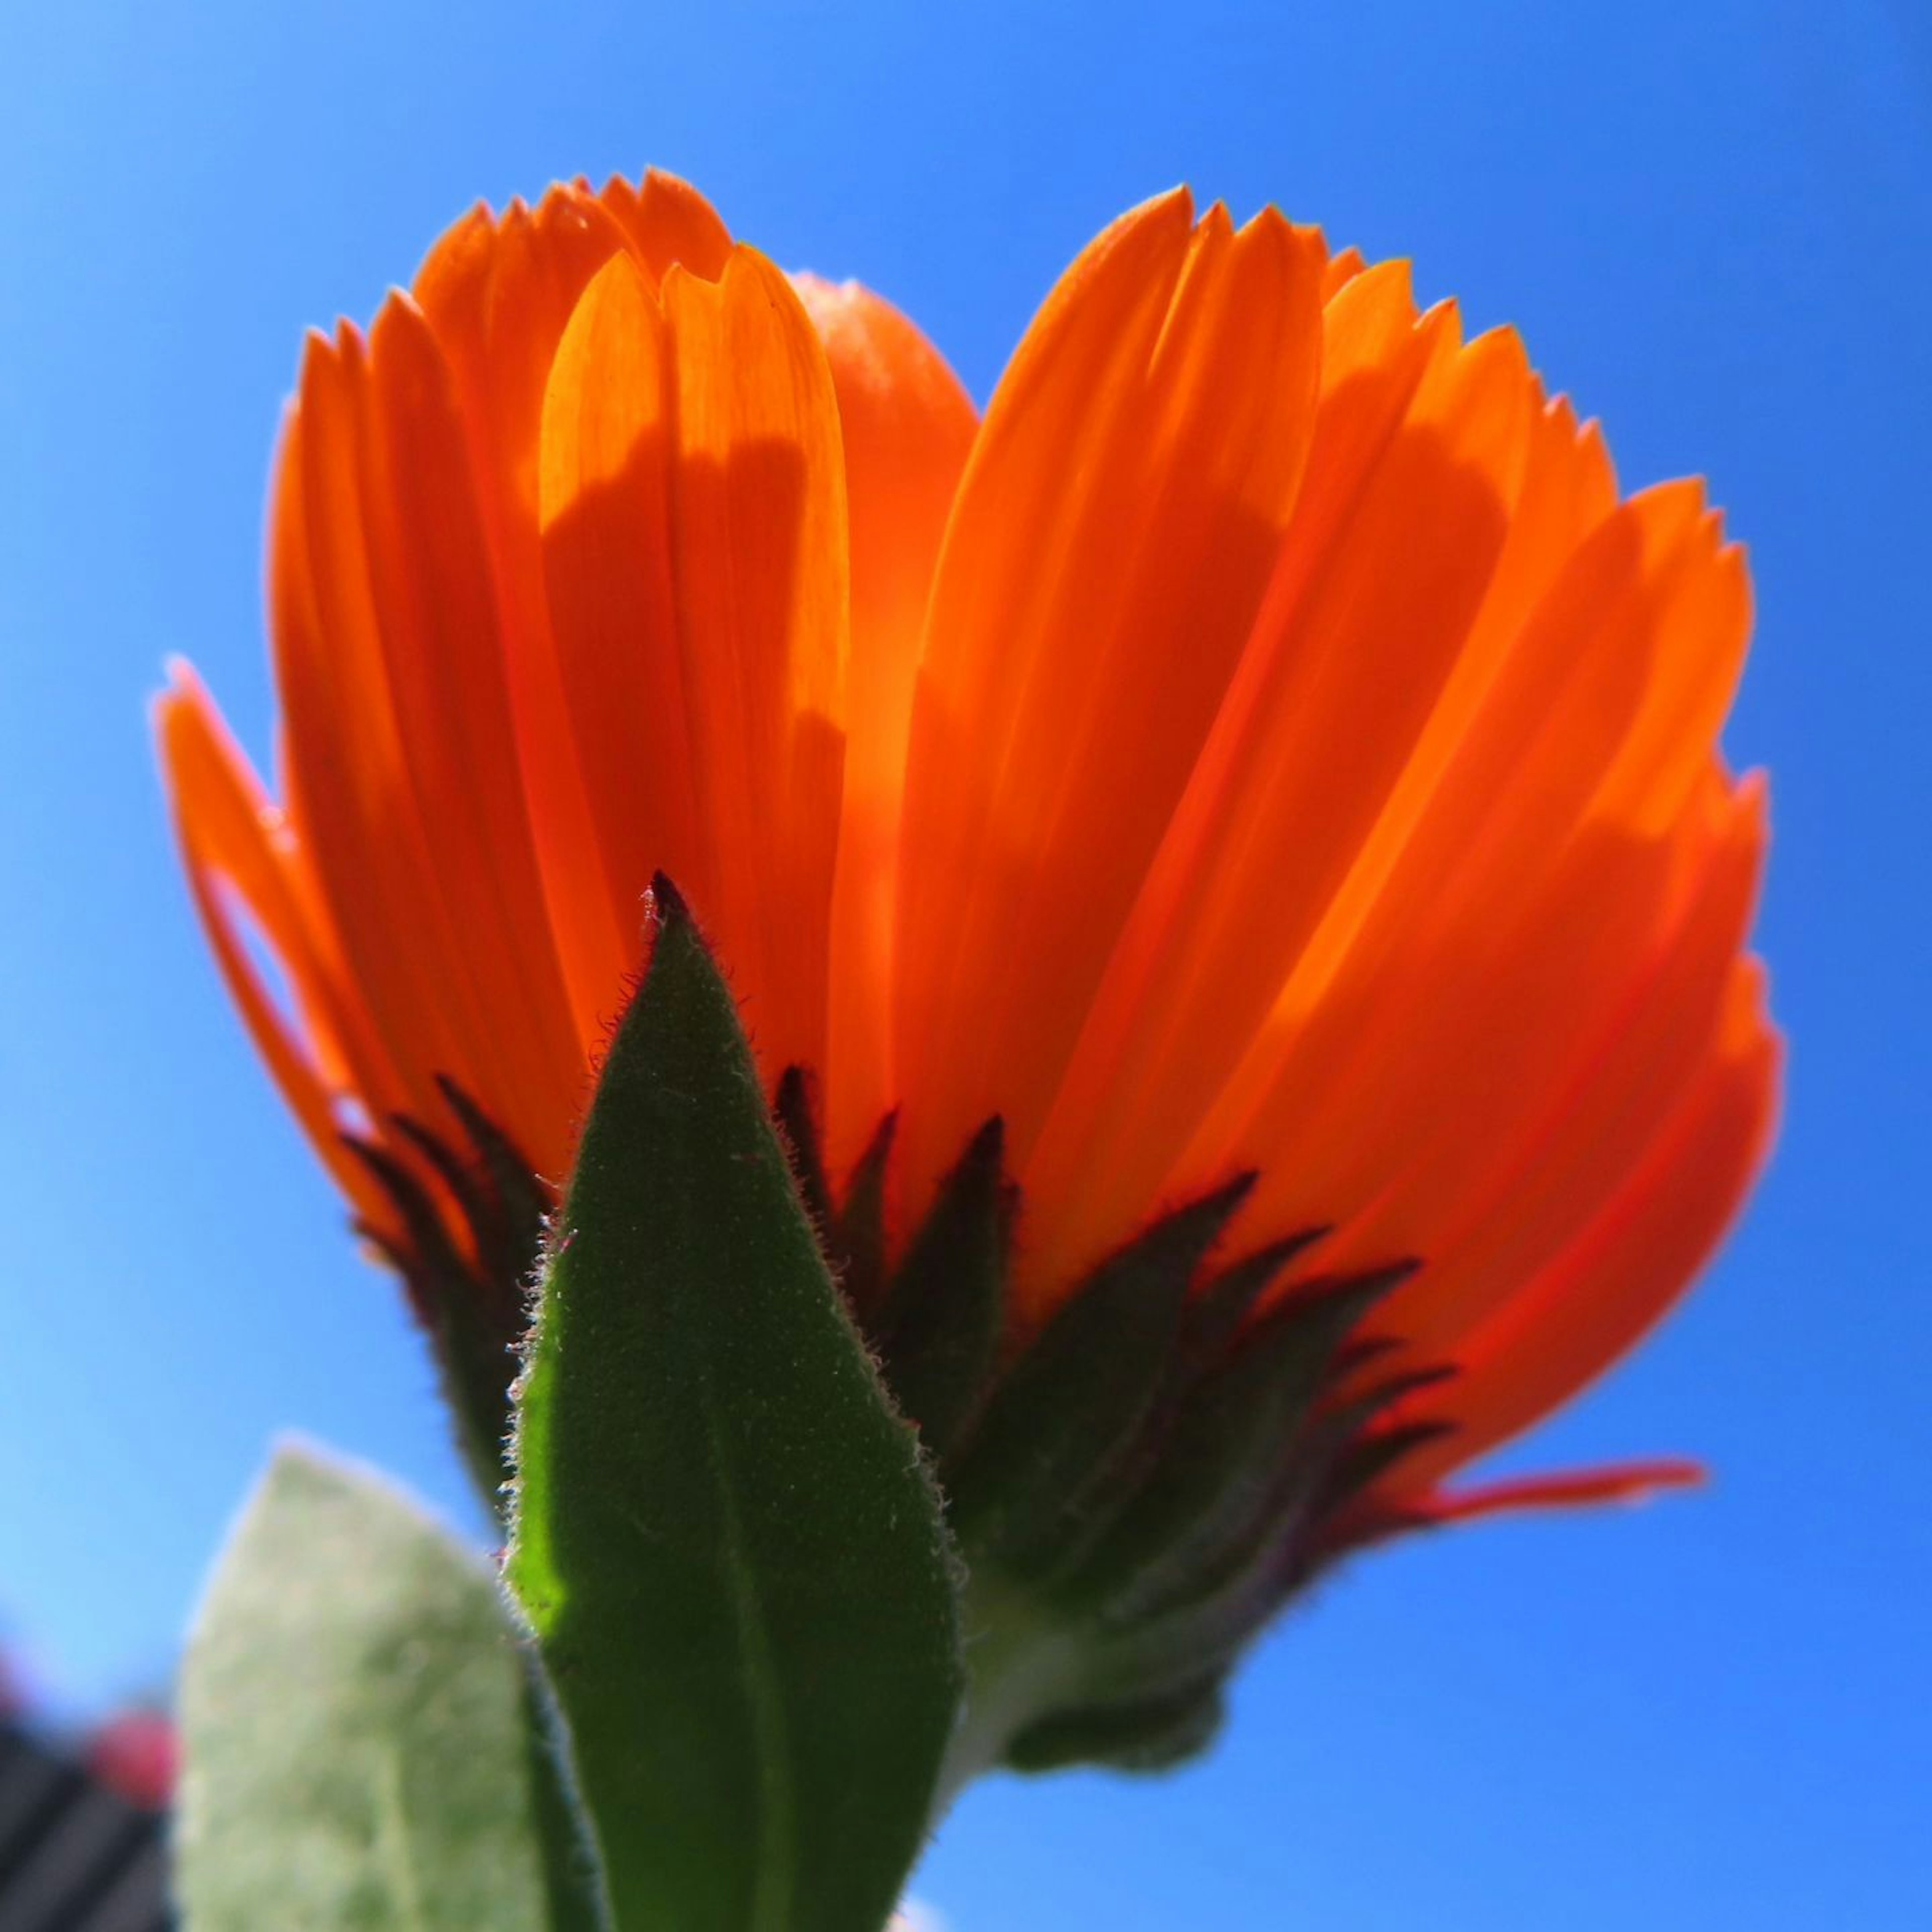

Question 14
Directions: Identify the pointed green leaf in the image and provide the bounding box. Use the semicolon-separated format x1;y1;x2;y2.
507;878;962;1932
177;1442;605;1932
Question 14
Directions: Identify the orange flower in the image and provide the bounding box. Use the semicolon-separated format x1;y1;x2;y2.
157;169;1778;1551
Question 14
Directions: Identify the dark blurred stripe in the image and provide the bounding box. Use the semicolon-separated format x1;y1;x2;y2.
0;1725;170;1932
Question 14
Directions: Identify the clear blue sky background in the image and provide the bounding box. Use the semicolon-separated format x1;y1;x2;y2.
3;1;1927;1924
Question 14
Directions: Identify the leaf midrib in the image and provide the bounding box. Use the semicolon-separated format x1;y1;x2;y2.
698;1349;795;1932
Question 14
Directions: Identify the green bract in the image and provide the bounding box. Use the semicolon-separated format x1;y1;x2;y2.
506;878;963;1932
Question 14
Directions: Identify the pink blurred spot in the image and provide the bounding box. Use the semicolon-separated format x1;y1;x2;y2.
86;1711;177;1811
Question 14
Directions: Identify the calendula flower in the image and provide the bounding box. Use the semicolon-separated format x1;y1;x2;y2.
157;169;1777;1778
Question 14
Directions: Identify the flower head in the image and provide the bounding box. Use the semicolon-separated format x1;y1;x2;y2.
158;169;1778;1770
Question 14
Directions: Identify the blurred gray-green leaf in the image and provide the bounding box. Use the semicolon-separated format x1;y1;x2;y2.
177;1443;606;1932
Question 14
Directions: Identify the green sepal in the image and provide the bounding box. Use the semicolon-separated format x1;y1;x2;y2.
833;1109;898;1327
1074;1263;1418;1621
1113;1366;1453;1663
874;1115;1012;1460
1035;1228;1331;1584
347;1076;550;1510
506;876;963;1932
177;1442;606;1932
348;1135;516;1503
772;1065;835;1237
1172;1229;1333;1387
1317;1413;1461;1521
1004;1676;1229;1777
432;1073;553;1292
943;1174;1255;1573
774;1067;904;1334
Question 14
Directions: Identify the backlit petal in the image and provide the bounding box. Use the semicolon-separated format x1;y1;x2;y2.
155;665;391;1226
792;273;980;1170
1396;963;1780;1488
1022;291;1534;1308
892;191;1332;1239
538;245;853;1085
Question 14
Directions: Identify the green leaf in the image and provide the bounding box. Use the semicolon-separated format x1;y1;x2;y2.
177;1442;606;1932
507;876;962;1932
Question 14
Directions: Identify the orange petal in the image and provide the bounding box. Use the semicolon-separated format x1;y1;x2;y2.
1155;482;1751;1317
792;273;979;1172
538;245;852;1083
1408;1459;1705;1531
188;170;747;1221
891;193;1332;1240
1219;502;1753;1274
155;666;392;1228
1022;303;1536;1308
1322;1458;1705;1561
595;167;734;285
272;360;484;1147
1321;244;1368;300
1393;962;1781;1492
413;178;738;1053
354;293;586;1165
534;251;693;967
1337;773;1767;1359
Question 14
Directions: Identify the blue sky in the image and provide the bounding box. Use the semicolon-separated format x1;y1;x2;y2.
3;1;1928;1924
